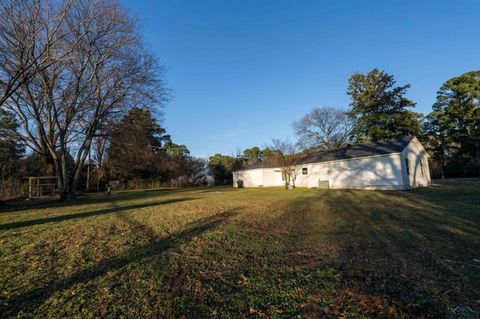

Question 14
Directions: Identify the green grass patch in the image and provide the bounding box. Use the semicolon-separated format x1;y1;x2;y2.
1;183;479;318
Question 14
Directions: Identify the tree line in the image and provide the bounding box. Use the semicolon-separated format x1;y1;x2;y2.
0;0;207;200
209;69;480;185
0;1;478;198
1;104;208;199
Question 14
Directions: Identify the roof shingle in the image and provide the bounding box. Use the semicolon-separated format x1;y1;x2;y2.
299;136;413;164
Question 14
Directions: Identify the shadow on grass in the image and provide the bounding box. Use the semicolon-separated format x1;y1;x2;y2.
0;197;197;231
0;187;220;214
318;187;480;315
256;184;480;316
1;208;239;317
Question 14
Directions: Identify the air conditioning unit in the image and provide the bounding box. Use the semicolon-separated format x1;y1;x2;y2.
318;180;329;189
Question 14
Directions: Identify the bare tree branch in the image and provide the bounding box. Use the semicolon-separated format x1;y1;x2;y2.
267;139;301;189
293;107;353;151
0;0;167;199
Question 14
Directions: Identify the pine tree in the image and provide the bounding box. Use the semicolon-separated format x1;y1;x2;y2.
426;71;480;176
0;109;24;176
107;108;170;179
347;69;422;141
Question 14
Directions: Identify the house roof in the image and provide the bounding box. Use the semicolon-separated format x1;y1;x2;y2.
235;136;413;171
237;159;278;170
299;136;413;164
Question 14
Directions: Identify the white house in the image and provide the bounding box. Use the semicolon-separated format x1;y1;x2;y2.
232;136;431;190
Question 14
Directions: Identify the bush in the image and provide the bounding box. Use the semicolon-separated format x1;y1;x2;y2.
115;178;174;191
0;178;28;200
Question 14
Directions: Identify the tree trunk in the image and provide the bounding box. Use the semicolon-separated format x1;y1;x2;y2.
55;153;72;200
440;157;446;180
51;155;65;200
46;157;56;176
97;171;101;191
70;159;85;199
440;144;446;180
285;171;290;189
475;141;480;177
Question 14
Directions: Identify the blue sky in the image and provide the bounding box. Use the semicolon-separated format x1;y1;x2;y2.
123;0;480;157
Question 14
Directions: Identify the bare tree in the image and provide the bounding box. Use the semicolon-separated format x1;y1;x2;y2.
92;133;109;191
267;139;301;189
0;0;76;107
293;107;353;151
1;0;166;199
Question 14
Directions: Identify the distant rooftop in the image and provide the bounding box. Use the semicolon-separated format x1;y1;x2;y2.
236;136;413;171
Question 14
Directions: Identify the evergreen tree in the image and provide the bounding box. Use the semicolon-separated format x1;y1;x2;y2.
347;69;422;141
242;147;265;164
0;110;24;202
208;154;241;185
107;108;170;179
425;71;480;177
0;109;24;176
162;142;190;158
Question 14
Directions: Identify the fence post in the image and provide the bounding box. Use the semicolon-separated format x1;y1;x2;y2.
28;177;32;200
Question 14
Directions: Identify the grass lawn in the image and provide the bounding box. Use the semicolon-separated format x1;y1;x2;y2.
1;182;479;318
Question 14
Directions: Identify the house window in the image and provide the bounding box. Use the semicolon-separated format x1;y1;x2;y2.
405;159;410;176
302;167;308;175
420;160;424;177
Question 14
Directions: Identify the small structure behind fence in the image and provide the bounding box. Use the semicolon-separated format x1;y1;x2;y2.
28;176;58;199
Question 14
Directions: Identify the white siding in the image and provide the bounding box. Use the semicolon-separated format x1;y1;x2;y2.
262;168;284;187
401;137;431;188
295;153;405;190
233;138;430;190
233;168;284;187
233;168;265;187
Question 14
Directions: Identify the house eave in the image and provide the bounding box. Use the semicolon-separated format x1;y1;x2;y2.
233;152;403;173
